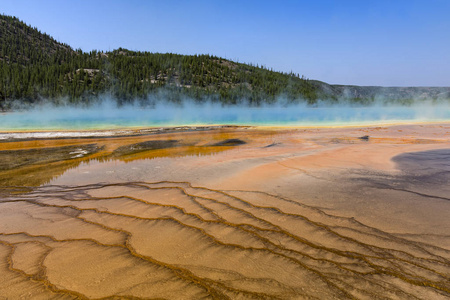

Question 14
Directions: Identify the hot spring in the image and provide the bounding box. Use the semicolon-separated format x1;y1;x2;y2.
1;101;449;131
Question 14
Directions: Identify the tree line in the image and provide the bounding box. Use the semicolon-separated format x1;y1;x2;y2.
0;14;324;110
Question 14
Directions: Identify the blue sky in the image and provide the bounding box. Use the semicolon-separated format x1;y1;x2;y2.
2;0;449;86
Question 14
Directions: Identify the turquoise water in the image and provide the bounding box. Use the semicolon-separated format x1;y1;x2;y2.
1;103;450;130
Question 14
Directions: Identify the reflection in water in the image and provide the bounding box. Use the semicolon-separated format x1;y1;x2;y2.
0;130;242;186
0;146;228;186
112;145;232;163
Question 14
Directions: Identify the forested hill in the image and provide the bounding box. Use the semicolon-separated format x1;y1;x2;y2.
1;14;449;110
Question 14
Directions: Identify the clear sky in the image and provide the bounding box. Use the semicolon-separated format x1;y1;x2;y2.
2;0;449;86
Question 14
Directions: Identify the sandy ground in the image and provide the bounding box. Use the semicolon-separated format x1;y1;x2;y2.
0;123;449;299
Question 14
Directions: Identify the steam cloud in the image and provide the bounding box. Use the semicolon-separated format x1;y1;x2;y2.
1;96;449;131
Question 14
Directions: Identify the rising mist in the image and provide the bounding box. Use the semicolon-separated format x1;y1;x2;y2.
1;96;449;131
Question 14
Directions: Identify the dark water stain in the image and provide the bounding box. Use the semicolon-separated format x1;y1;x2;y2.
358;135;370;141
112;140;180;157
392;149;450;186
351;149;450;201
212;139;246;146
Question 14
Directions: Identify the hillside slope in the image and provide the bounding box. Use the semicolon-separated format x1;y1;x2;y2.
1;14;449;110
0;14;323;109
